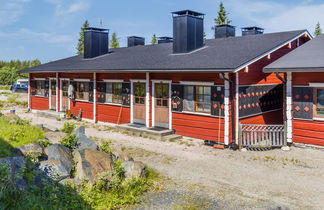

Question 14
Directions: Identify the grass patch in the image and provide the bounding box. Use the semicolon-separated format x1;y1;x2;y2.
263;156;276;162
0;85;10;90
99;139;113;153
0;116;44;157
60;122;76;134
59;134;77;150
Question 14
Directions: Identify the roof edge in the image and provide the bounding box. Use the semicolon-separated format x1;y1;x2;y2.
263;67;324;73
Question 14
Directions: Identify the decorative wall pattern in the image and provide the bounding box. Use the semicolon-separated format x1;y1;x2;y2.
292;87;313;119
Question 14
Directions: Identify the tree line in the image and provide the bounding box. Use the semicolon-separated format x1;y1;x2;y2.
0;60;41;85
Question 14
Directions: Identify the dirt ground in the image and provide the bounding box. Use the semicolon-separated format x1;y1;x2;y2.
14;111;324;210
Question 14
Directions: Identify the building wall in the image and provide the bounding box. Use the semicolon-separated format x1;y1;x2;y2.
30;73;55;110
291;72;324;146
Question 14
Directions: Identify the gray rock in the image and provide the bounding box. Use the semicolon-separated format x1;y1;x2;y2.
0;156;26;189
45;132;66;144
45;144;72;164
76;134;98;151
74;149;114;183
121;160;146;179
73;126;86;137
281;146;290;151
38;160;70;181
43;124;58;132
112;149;133;162
14;143;43;157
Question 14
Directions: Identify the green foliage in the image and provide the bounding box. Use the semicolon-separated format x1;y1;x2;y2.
110;32;120;48
151;34;158;45
60;122;76;134
314;22;322;37
76;20;90;55
212;2;231;30
59;134;77;150
38;139;52;148
0;60;40;85
0;85;11;90
99;139;113;154
0;116;44;158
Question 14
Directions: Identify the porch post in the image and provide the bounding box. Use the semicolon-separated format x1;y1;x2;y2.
145;72;150;127
28;74;31;110
224;73;230;145
93;72;97;123
286;72;293;143
235;72;240;144
56;73;59;112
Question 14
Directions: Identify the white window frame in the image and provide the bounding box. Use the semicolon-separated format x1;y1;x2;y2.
60;78;70;111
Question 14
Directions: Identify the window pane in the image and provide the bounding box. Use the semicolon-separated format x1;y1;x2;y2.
317;89;324;106
204;87;211;95
106;83;112;103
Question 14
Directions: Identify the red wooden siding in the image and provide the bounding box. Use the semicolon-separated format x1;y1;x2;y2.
293;119;324;146
31;96;49;110
172;112;224;142
292;72;324;86
97;73;146;81
70;101;93;120
150;73;224;84
30;73;55;79
97;104;130;124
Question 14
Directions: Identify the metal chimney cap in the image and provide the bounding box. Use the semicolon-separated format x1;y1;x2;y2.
172;10;205;18
241;26;264;32
215;24;236;29
85;27;109;32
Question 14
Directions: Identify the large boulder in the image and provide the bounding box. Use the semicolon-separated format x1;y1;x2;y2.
74;149;114;183
45;132;66;144
121;160;146;179
39;144;72;181
38;160;70;181
112;149;133;162
73;126;98;151
13;143;43;157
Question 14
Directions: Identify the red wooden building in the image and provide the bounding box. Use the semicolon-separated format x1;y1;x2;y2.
20;10;311;148
264;35;324;147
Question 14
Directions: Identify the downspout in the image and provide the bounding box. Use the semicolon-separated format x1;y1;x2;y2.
219;73;236;149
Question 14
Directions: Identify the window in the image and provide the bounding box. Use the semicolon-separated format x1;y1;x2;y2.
315;88;324;117
155;84;168;107
183;85;211;113
51;80;56;95
134;83;145;104
32;80;48;97
75;82;89;101
62;80;69;97
106;82;123;104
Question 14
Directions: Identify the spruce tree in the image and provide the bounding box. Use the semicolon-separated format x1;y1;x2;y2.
212;2;231;30
151;34;158;45
314;22;322;37
76;20;89;55
110;32;119;48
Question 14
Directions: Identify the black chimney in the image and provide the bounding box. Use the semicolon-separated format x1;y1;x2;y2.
158;36;173;44
84;27;109;59
241;27;264;36
128;36;145;47
172;10;204;54
214;25;235;38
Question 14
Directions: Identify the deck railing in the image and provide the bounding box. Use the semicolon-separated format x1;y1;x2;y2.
239;124;286;148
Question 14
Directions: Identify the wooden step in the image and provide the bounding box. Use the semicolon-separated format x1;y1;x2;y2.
162;134;183;141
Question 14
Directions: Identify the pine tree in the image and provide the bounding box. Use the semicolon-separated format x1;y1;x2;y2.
110;32;119;48
76;20;89;55
151;34;158;45
212;2;231;30
314;22;322;37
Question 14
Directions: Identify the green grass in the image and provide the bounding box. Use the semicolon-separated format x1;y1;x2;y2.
0;116;44;157
0;85;10;90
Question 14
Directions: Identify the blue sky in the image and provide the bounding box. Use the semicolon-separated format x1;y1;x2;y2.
1;0;324;63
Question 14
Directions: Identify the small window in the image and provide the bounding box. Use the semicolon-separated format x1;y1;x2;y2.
62;80;69;97
32;80;47;97
75;82;89;101
183;85;211;114
134;83;145;104
155;84;168;107
315;88;324;117
106;82;123;104
51;80;56;95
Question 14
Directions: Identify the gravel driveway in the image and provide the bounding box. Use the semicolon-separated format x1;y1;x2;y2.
17;112;324;210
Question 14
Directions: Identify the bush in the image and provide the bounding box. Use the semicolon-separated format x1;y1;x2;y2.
61;122;76;134
0;85;10;90
59;134;77;150
99;140;113;154
38;139;52;148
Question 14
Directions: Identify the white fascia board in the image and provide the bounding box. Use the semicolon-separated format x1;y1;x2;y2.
179;81;214;86
102;79;124;83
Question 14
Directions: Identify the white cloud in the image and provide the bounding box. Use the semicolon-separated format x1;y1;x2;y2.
48;0;90;15
226;0;324;34
0;0;31;26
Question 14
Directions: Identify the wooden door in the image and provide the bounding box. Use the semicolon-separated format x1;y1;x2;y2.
50;80;56;110
154;83;169;128
133;83;146;124
61;80;69;111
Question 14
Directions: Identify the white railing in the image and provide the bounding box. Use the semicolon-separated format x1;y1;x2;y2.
239;124;286;148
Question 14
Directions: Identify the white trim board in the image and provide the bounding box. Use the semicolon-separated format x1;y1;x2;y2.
234;31;312;73
34;78;46;81
130;79;146;83
102;79;124;83
73;78;91;82
224;73;230;145
179;81;215;86
309;83;324;87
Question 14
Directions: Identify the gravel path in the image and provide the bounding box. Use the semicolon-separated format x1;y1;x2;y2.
17;112;324;209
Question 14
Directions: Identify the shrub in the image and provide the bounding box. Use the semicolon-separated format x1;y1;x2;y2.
60;122;76;134
38;139;52;148
59;134;77;150
99;140;113;154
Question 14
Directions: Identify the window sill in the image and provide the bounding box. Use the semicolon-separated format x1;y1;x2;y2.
97;102;129;107
32;95;48;98
172;110;224;118
313;117;324;121
74;99;91;103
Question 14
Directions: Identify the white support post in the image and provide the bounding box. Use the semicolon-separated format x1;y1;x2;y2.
235;72;239;144
224;73;230;145
152;82;155;127
49;79;52;109
28;74;31;110
130;82;134;124
56;73;59;112
286;72;293;143
93;72;97;123
145;72;150;127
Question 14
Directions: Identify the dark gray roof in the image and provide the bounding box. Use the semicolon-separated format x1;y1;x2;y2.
264;34;324;72
20;30;307;74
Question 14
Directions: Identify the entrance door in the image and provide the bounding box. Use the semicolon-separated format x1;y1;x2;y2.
50;79;56;110
61;80;69;111
154;83;169;128
133;83;146;124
